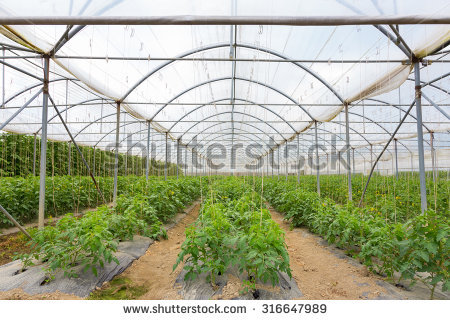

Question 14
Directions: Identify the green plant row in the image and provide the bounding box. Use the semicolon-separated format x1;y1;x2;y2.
0;175;205;228
276;173;449;223
174;177;291;293
258;178;449;299
16;177;205;281
0;133;180;177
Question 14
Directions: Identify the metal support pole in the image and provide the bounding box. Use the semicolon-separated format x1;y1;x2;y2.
430;132;436;184
344;103;352;202
165;132;168;180
277;147;280;180
113;101;120;204
414;62;427;213
297;134;300;183
314;121;320;195
394;139;399;180
38;56;50;229
93;146;96;175
285;143;288;181
176;139;180;179
370;144;373;168
145;121;150;180
338;151;341;174
184;145;187;176
271;150;274;177
0;204;32;240
352;148;355;173
326;153;329;175
32;133;37;175
68;142;71;175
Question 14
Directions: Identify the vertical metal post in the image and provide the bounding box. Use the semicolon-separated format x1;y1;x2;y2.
326;153;329;175
195;152;198;176
414;62;427;213
184;145;187;176
38;56;50;229
93;146;96;176
297;134;300;183
68;142;71;175
113;101;120;204
430;132;436;184
394;139;399;180
145;121;151;180
2;48;4;108
352;148;355;173
344;103;352;202
285;143;288;181
271;150;274;177
176;139;180;179
165;132;168;181
338;151;341;174
32;133;37;175
277;147;280;180
370;144;373;167
314;121;320;195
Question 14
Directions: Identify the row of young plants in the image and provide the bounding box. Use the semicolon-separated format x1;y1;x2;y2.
280;173;449;223
0;133;179;177
257;178;449;299
174;177;291;293
0;175;200;228
16;177;204;281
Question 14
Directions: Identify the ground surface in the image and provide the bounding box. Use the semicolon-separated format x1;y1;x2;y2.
1;201;442;300
268;208;397;299
105;202;202;299
0;233;31;266
91;204;407;300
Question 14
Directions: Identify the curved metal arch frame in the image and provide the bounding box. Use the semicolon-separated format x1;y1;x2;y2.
193;127;369;163
35;97;116;133
130;128;269;161
122;118;279;157
181;111;285;144
362;98;432;133
169;97;297;132
120;43;345;104
74;110;133;138
181;115;376;162
78;95;297;141
2;77;77;107
149;77;314;124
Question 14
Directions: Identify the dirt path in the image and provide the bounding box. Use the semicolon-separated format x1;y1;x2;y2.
109;202;201;300
269;208;402;300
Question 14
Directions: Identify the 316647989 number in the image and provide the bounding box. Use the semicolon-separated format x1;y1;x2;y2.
262;304;327;314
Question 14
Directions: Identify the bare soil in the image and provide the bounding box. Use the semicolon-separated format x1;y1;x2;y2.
0;288;81;300
269;208;393;300
0;233;31;266
91;202;202;300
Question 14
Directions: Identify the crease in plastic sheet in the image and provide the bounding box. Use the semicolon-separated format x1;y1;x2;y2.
0;26;44;53
414;26;450;58
345;64;413;104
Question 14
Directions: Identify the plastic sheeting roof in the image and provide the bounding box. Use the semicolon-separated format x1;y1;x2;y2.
0;0;449;172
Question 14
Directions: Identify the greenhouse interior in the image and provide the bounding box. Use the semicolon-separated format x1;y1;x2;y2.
0;0;449;303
